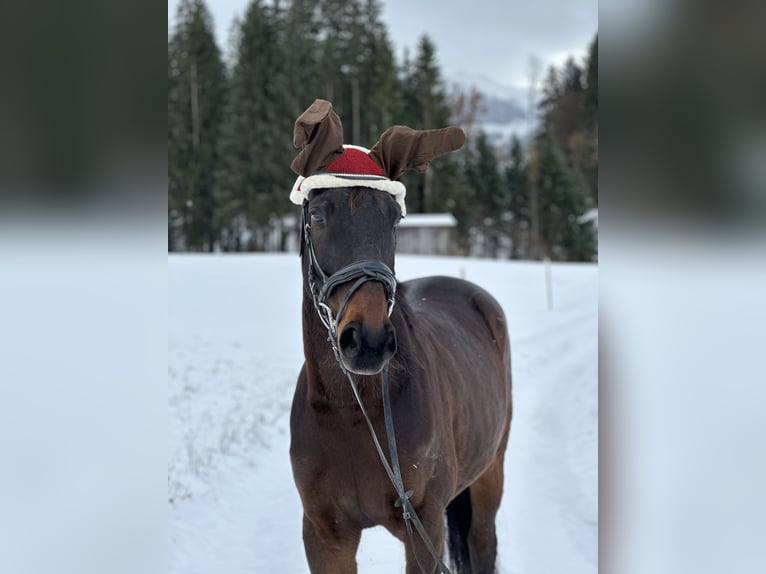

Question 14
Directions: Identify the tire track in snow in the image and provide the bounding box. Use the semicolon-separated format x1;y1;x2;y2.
501;307;597;574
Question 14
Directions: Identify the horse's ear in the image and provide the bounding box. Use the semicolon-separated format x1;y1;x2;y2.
291;99;344;177
369;126;466;181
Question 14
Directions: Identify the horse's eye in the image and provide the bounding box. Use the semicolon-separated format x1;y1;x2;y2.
310;212;325;225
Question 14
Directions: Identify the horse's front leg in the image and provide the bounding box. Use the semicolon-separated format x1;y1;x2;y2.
404;504;447;574
302;513;361;574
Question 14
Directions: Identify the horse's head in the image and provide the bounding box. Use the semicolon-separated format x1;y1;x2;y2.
303;186;401;374
290;99;465;375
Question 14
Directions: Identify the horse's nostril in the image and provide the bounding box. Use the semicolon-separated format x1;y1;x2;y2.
339;323;362;357
339;321;396;370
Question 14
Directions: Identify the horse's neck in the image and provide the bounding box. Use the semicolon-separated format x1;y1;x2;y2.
300;291;382;407
299;267;419;408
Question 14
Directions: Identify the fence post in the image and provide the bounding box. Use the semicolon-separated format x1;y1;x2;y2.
544;257;553;310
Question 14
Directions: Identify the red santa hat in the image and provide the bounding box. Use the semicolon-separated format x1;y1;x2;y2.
290;145;407;215
290;100;465;218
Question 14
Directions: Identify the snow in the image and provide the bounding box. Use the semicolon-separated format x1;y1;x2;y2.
169;253;597;573
398;213;457;228
577;208;598;226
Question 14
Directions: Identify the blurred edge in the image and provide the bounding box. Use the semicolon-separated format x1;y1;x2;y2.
602;1;766;573
602;0;766;231
1;0;765;572
0;1;165;216
0;2;166;574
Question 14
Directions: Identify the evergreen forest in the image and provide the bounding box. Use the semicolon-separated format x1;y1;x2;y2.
168;0;598;260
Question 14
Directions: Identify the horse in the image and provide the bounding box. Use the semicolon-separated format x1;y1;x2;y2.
288;183;513;573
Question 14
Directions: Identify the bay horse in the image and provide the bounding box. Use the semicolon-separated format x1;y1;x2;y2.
288;100;512;574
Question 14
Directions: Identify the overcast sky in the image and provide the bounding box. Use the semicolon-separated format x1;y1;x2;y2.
168;0;598;90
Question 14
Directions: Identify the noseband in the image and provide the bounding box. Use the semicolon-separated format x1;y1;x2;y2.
300;202;397;357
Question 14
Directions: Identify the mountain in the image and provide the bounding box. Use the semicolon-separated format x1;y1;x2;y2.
449;71;541;149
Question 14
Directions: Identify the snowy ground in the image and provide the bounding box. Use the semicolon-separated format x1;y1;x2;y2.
169;254;598;574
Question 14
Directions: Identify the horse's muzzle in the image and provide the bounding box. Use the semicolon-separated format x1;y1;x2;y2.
338;320;397;375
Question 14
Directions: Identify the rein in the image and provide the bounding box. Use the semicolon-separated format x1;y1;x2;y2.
300;203;452;574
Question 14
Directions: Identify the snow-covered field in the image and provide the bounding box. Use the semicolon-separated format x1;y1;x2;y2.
169;254;598;574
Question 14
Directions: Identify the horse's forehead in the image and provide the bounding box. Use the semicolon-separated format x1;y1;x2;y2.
312;187;389;212
349;188;389;213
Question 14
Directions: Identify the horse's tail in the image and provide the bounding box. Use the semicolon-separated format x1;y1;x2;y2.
446;487;472;574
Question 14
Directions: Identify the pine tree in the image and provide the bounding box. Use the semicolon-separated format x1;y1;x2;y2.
398;35;453;213
357;1;401;146
538;65;561;118
529;44;600;262
562;57;584;93
310;0;400;148
315;0;357;135
547;57;583;158
283;0;323;120
216;0;294;251
535;132;595;261
461;131;505;257
168;0;227;251
583;35;598;130
429;85;483;248
581;34;598;204
478;132;505;257
506;136;530;258
407;36;451;128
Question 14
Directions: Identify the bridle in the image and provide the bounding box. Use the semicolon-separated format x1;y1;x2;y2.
299;200;452;574
300;201;397;360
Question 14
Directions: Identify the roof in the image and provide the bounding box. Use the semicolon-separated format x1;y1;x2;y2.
398;213;457;228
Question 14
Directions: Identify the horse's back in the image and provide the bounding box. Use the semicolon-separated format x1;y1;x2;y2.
401;275;509;356
399;275;511;404
400;275;512;489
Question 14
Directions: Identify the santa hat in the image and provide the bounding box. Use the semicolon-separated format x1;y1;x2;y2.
289;99;466;218
290;145;407;215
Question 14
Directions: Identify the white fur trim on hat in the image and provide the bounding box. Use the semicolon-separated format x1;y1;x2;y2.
289;144;407;216
290;174;407;216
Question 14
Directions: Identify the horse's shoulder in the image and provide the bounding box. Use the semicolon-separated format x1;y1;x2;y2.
468;287;508;350
399;275;508;348
400;276;501;311
400;275;475;297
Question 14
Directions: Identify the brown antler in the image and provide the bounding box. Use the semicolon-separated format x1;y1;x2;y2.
369;125;466;181
291;99;344;177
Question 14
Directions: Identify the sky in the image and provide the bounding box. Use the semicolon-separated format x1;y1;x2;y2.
168;0;598;91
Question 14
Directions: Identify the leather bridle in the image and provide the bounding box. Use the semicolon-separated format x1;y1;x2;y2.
300;201;397;360
298;200;452;574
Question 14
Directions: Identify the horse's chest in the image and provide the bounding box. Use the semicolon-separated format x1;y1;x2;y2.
327;435;402;522
294;421;436;529
334;466;392;525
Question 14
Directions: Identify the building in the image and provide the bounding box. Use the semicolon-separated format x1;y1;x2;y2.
396;213;457;255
